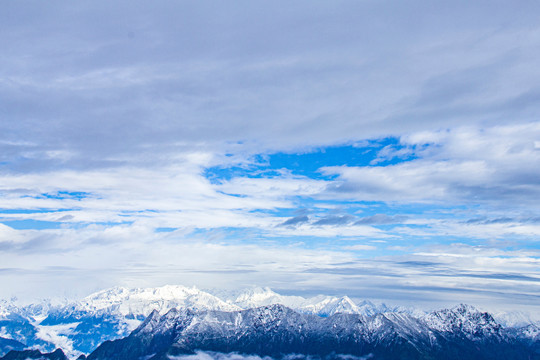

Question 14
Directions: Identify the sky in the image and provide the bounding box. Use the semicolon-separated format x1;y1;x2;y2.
1;0;540;312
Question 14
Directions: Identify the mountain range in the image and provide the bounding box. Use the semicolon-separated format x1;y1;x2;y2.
0;285;539;359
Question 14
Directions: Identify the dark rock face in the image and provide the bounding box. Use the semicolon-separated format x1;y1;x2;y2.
0;348;67;360
86;305;540;360
0;338;25;357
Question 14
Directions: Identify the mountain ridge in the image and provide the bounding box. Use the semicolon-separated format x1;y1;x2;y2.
84;303;538;360
1;285;539;358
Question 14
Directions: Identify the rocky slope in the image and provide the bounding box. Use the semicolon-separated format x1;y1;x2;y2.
85;304;539;360
1;285;538;358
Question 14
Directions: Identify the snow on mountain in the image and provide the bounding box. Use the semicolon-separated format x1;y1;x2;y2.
213;287;385;317
422;303;503;340
357;299;388;316
86;304;538;360
493;310;540;328
212;287;307;310
21;285;242;355
1;285;540;358
301;295;363;316
0;301;17;320
77;285;240;317
518;323;540;341
390;305;428;318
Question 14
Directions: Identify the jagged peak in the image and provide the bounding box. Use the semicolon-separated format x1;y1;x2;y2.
0;348;68;360
73;285;240;317
248;303;291;313
84;284;200;302
2;289;538;360
339;295;354;303
141;308;160;324
133;309;161;334
422;303;502;339
452;303;481;314
429;303;483;318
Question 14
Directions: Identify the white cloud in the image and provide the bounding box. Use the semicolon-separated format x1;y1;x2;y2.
2;3;540;166
1;1;539;312
321;123;540;207
170;352;373;360
0;162;314;229
35;323;81;359
170;351;271;360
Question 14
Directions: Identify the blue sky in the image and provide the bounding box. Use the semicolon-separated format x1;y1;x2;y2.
1;0;540;312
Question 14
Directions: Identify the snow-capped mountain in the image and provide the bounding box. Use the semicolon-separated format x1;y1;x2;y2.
17;286;240;357
1;285;539;359
75;285;240;317
301;295;362;316
493;310;540;328
217;287;307;310
213;287;385;317
84;304;539;360
421;303;503;340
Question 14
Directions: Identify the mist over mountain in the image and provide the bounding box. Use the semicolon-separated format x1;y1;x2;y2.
1;285;539;359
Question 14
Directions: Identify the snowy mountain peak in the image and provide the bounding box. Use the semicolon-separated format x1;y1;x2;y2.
133;309;161;335
423;303;501;339
234;287;283;308
227;286;307;310
453;303;481;315
241;286;275;296
82;304;540;360
301;295;364;317
76;285;240;317
233;287;279;303
208;287;387;317
493;310;540;327
1;285;540;359
325;296;359;314
0;300;19;319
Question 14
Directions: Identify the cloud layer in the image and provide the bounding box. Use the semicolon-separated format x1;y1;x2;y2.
0;1;539;313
